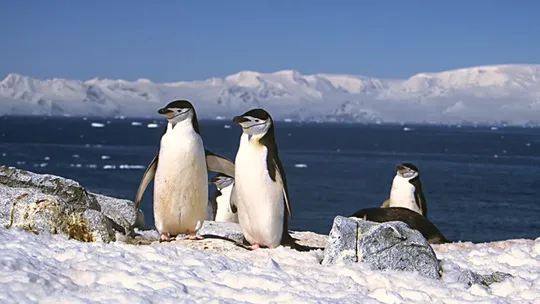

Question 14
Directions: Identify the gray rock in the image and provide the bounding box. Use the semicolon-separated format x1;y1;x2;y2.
0;166;144;242
134;209;145;229
89;193;143;232
0;186;63;230
457;269;513;287
321;215;359;265
82;209;115;243
322;216;441;279
196;220;246;244
0;166;99;211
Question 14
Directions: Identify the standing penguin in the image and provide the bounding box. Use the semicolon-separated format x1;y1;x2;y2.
135;100;235;242
381;163;428;217
231;108;296;250
210;173;238;223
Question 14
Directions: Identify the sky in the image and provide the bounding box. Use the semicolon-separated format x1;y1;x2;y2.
0;0;539;82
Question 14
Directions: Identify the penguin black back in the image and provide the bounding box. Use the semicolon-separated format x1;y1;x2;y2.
350;207;448;244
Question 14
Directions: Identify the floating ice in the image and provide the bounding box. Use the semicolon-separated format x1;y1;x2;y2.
215;116;226;120
16;161;26;165
44;156;50;161
491;126;499;130
86;164;97;169
403;127;414;131
131;122;142;126
294;163;308;168
91;122;105;128
147;123;159;128
223;125;231;129
103;165;116;170
119;165;145;170
72;154;80;158
1;153;6;157
101;155;111;160
284;118;293;123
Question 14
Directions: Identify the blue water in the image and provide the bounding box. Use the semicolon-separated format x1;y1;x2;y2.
1;115;539;243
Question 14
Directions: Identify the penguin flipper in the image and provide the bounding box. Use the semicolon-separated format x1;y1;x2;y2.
416;189;428;218
274;159;292;218
135;154;158;209
229;185;238;213
210;189;220;220
205;149;235;177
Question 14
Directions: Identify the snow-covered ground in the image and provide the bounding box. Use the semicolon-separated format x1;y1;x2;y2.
0;228;538;303
2;64;540;125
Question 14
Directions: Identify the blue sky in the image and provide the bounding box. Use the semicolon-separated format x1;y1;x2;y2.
0;1;538;82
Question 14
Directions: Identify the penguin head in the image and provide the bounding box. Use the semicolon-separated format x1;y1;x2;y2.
396;163;419;179
211;173;234;190
158;100;195;124
232;108;273;137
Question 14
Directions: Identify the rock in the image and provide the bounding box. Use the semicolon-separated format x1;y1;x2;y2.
321;215;359;265
0;187;64;231
322;216;441;279
0;190;114;243
196;220;246;244
457;269;513;287
82;209;116;243
0;166;144;243
89;193;143;232
0;166;99;211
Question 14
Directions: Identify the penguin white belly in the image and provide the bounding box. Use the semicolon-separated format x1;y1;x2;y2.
153;126;208;236
389;175;421;214
215;184;238;223
235;139;284;248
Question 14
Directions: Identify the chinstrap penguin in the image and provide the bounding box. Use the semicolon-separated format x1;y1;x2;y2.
135;100;235;242
210;173;238;223
231;108;298;250
381;163;428;217
349;207;448;244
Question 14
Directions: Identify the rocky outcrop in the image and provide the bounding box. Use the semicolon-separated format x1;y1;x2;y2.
457;269;514;288
0;166;144;243
322;216;441;279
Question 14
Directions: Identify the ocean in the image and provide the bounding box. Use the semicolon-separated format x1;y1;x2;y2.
1;115;539;243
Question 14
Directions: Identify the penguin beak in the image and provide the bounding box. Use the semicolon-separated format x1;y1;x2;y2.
232;116;249;124
158;108;173;115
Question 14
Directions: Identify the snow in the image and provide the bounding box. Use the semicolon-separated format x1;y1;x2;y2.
2;64;540;125
0;228;538;303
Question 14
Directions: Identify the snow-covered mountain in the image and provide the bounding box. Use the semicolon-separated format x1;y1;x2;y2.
1;64;540;125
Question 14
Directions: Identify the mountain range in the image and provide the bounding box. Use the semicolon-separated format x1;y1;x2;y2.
1;64;540;125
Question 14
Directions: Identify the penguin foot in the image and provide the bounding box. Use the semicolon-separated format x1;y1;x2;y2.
159;233;174;242
183;234;204;241
238;243;261;251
